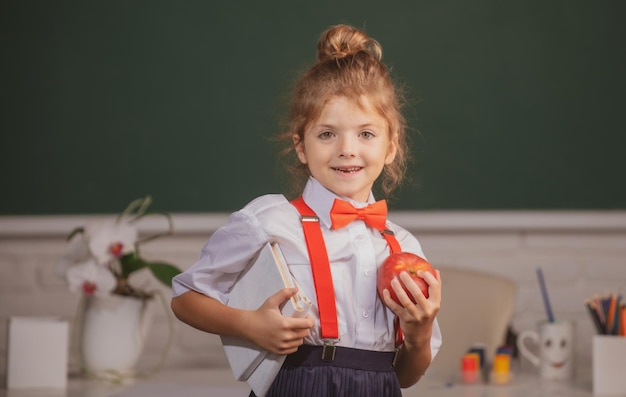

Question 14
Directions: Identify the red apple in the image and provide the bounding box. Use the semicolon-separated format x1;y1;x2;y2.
377;252;435;304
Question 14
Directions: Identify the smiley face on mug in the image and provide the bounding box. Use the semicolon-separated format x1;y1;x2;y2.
543;334;570;368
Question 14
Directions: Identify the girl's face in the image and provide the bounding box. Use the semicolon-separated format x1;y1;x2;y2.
294;95;397;202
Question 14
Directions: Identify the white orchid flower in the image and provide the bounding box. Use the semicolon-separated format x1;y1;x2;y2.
86;219;138;264
57;196;179;298
66;259;117;296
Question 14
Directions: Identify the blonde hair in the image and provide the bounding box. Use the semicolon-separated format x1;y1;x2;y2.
276;24;409;198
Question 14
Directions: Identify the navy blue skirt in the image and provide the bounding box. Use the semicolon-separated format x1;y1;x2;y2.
249;345;401;397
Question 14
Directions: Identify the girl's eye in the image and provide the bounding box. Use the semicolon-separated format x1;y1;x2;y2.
319;131;334;140
360;131;375;139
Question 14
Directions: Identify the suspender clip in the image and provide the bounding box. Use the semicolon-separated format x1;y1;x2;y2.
392;347;400;367
322;339;338;362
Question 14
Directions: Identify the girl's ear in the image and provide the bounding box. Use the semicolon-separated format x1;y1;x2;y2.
293;134;307;164
385;133;398;165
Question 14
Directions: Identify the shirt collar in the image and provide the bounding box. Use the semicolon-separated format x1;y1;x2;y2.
301;177;376;229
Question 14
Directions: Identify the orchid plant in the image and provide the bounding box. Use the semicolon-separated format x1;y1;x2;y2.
57;196;181;299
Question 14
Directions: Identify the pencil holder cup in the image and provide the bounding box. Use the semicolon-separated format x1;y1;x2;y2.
517;320;575;381
593;335;626;395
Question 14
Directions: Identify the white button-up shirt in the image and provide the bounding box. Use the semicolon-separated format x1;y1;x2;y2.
173;178;441;355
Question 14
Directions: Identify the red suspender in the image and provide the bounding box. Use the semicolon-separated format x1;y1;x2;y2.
382;230;401;254
290;197;339;340
291;197;404;349
380;221;405;347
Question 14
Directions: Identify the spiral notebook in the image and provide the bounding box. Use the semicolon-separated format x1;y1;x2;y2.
220;242;311;397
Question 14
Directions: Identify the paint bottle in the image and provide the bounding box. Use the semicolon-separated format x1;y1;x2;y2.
461;353;481;384
491;353;512;385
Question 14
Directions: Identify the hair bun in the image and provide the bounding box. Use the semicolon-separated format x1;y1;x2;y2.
317;24;382;62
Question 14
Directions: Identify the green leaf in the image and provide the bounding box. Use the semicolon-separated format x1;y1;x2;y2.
118;253;181;288
119;253;147;278
147;262;182;288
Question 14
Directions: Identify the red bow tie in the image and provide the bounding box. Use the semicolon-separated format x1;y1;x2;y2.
330;199;388;231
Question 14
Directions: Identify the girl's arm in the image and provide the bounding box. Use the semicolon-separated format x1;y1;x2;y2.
383;270;441;387
171;287;315;355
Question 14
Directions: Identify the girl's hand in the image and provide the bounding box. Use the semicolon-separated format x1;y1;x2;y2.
243;287;315;355
382;269;441;348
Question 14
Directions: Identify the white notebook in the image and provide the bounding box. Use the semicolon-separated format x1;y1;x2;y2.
220;242;311;397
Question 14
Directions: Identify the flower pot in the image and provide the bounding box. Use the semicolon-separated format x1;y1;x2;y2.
80;294;152;379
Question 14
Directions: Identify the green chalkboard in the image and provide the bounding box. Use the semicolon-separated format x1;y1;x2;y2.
1;1;625;214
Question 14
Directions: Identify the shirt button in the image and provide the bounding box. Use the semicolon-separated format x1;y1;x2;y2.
356;234;365;240
364;268;372;276
362;310;370;318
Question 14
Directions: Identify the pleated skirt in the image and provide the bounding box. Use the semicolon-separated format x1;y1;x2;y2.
249;345;401;397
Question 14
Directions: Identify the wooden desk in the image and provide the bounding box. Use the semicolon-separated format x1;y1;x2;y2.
0;368;597;397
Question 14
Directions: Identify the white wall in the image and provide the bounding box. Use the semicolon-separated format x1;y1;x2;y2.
1;211;625;384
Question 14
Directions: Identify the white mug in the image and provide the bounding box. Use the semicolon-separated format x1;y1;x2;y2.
517;320;575;381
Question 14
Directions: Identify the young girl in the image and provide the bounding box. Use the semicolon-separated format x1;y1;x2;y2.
171;24;442;397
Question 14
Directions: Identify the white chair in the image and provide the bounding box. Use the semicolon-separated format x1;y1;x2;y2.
423;266;517;382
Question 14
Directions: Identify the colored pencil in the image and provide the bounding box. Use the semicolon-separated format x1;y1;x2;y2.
536;267;555;323
586;300;606;334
